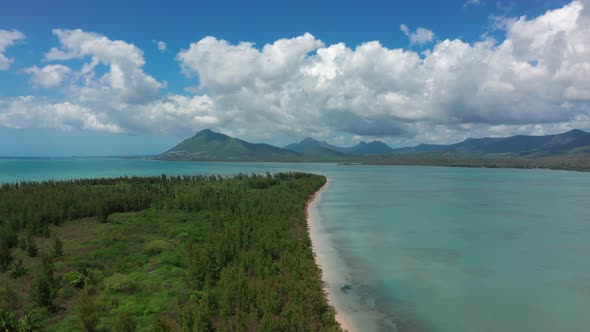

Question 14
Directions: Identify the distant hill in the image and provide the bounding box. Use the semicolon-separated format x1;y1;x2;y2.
392;129;590;156
340;141;394;155
285;137;336;152
157;129;300;161
284;138;346;158
285;137;393;156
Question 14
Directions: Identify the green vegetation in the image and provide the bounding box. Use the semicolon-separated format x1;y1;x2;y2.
24;236;39;257
0;173;340;331
50;238;63;259
359;152;590;172
154;128;590;171
159;129;300;161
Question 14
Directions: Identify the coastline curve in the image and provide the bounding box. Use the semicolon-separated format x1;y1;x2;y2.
306;179;356;332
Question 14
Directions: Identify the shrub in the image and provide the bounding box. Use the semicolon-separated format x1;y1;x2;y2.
59;285;76;300
0;286;21;311
0;243;12;271
24;236;39;258
0;223;17;248
30;256;58;309
66;268;103;291
18;312;43;332
51;238;64;258
8;259;27;278
42;225;51;238
104;273;138;294
67;269;91;289
75;290;98;332
110;230;128;242
113;312;137;332
0;309;16;331
144;240;172;256
151;314;173;332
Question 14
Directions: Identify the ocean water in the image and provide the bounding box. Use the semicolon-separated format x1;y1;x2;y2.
2;158;590;331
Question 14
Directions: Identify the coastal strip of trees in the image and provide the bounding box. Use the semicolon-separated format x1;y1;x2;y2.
0;172;341;331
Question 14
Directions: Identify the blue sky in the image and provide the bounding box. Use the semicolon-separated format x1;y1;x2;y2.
0;0;587;156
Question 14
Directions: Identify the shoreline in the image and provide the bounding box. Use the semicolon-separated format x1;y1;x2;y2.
306;179;355;332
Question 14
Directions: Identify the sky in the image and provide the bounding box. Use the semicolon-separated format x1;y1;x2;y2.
1;0;589;156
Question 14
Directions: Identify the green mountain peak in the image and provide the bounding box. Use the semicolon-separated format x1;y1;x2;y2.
158;129;299;161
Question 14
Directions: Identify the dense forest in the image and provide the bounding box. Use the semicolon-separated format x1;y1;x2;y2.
0;172;341;331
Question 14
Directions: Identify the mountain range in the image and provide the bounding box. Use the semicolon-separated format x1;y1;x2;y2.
284;138;394;156
156;128;590;161
392;129;590;156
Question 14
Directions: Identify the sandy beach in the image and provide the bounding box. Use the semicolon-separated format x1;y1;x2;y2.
306;180;356;332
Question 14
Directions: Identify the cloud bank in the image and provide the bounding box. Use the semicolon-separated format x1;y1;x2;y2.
1;1;590;145
175;1;590;142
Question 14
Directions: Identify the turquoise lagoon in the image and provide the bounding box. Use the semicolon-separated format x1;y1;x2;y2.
2;158;590;331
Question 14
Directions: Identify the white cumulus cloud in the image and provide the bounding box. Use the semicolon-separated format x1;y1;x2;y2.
129;94;219;134
0;96;122;133
23;64;72;88
178;32;324;92
46;29;163;104
0;29;26;70
400;24;435;45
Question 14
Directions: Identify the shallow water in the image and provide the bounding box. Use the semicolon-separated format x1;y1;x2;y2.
2;158;590;331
